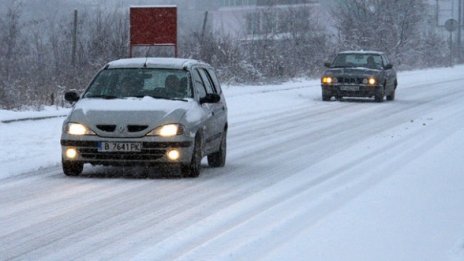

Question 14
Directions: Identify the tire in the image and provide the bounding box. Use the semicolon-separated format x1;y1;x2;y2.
386;89;395;101
181;135;202;178
322;95;331;101
208;131;227;168
62;160;83;176
375;86;385;103
387;81;397;101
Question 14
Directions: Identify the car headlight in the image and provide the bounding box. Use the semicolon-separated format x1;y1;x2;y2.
321;76;336;84
146;124;184;137
65;123;96;135
364;77;377;85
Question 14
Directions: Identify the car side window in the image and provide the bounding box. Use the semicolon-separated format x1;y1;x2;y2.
382;56;389;67
198;68;216;94
192;69;207;98
206;68;222;94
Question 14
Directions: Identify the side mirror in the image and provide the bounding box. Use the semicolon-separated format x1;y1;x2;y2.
64;91;80;103
200;93;221;104
384;64;393;70
324;62;331;68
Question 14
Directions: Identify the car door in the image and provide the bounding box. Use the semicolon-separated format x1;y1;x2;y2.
197;67;225;154
205;67;227;126
191;67;216;153
382;55;395;92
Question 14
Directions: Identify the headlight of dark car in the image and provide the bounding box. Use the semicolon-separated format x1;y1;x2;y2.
322;76;337;84
363;77;377;86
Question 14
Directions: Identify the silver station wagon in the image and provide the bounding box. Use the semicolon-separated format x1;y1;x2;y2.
61;58;228;178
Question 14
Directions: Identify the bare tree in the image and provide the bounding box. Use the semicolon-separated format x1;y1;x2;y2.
330;0;426;67
0;0;26;109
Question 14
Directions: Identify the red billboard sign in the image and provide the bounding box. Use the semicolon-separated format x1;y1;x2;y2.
130;6;178;57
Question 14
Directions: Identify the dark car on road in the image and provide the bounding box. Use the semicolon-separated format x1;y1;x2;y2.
321;51;397;102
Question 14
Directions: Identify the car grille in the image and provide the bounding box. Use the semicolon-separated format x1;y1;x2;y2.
96;125;116;132
79;148;165;161
96;125;148;133
337;77;364;84
61;140;191;162
127;125;148;132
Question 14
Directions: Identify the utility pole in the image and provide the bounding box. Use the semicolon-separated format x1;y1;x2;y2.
71;9;78;66
450;29;453;67
201;11;209;42
458;0;462;63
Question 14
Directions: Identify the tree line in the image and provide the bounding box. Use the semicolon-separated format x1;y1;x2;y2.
0;0;448;109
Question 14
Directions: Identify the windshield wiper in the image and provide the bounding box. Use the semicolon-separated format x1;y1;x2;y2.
332;65;353;68
112;95;187;102
85;95;118;99
146;95;188;102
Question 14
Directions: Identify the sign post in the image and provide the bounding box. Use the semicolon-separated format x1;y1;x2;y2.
129;6;178;57
445;18;459;67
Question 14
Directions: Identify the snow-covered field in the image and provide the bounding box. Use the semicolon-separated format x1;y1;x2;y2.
1;66;464;260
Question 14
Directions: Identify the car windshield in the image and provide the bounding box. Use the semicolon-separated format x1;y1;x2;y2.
83;68;192;100
332;53;383;69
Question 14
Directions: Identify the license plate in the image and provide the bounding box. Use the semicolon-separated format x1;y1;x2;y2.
340;86;359;91
98;142;142;152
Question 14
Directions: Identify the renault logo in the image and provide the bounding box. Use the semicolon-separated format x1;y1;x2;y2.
118;126;125;133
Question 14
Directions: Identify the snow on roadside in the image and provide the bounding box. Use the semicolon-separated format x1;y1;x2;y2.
0;106;69;122
0;118;64;179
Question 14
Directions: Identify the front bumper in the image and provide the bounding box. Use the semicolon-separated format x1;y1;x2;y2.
321;84;380;98
61;138;193;166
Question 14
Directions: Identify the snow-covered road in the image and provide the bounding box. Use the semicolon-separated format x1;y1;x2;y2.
1;66;464;260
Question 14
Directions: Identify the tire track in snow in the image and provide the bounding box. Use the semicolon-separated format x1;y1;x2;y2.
184;105;464;260
136;84;464;260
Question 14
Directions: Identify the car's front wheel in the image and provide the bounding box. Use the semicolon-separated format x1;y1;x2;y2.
62;160;83;176
386;89;395;101
322;94;331;101
375;86;385;102
181;134;202;178
387;81;397;101
208;131;227;168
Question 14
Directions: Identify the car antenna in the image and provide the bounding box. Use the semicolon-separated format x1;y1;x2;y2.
143;57;148;68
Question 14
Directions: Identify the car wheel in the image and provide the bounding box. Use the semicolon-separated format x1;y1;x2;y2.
387;81;397;101
386;89;395;101
208;130;227;168
375;86;385;102
181;134;202;178
322;95;331;101
62;160;83;176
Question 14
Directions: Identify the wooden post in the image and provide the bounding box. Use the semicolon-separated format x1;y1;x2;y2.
71;9;78;66
201;11;209;41
458;0;462;62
